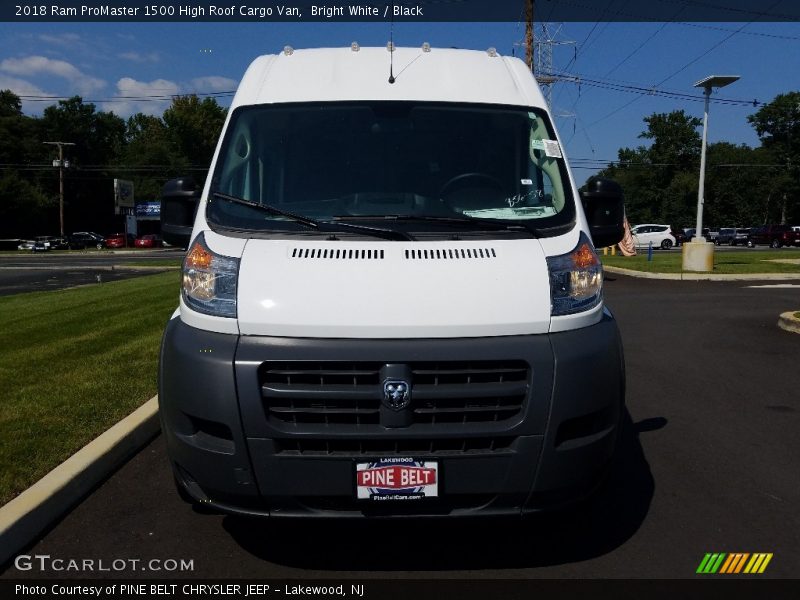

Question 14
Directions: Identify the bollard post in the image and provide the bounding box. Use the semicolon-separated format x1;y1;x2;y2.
647;241;653;261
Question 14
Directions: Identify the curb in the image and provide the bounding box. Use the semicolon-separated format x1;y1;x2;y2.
778;311;800;335
604;265;800;281
0;397;160;567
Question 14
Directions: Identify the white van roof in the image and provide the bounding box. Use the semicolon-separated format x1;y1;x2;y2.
230;47;549;110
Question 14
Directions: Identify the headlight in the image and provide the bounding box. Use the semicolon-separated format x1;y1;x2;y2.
182;232;239;318
547;232;603;316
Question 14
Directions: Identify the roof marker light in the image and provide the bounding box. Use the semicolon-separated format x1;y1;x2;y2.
351;41;360;52
283;46;294;56
487;47;498;57
422;42;431;53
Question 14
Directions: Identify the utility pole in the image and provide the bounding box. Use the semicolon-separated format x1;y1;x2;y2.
43;141;75;237
525;0;534;69
534;23;575;111
518;1;576;116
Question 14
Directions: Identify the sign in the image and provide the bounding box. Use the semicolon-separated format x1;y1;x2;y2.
135;202;161;219
114;179;134;215
356;458;438;500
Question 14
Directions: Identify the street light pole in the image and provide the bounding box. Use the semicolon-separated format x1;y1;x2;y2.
694;86;712;242
43;141;76;237
682;75;740;272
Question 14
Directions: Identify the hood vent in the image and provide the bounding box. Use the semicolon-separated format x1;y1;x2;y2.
290;247;384;260
405;247;497;260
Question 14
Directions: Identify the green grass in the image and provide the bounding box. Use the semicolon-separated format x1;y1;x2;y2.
0;271;180;505
127;260;182;268
602;249;800;274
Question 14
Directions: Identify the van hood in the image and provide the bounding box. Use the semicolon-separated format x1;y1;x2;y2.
236;239;552;338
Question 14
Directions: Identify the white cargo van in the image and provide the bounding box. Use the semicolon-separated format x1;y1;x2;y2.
159;46;626;517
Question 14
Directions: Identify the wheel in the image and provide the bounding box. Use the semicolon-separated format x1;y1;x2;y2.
96;243;103;250
747;240;754;248
770;239;781;249
661;239;673;250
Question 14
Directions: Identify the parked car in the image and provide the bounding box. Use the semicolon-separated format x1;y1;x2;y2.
747;225;800;248
708;229;720;243
631;224;676;249
33;236;54;252
49;236;69;250
683;227;712;242
715;228;736;245
104;233;130;248
731;228;750;246
70;231;106;250
134;234;163;248
670;226;687;246
17;240;35;251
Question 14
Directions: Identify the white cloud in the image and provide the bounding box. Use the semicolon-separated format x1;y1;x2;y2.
0;55;105;96
118;51;160;63
38;33;82;47
104;77;180;116
189;76;238;92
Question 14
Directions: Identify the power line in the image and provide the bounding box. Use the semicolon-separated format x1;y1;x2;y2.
677;21;800;41
548;71;763;107
585;0;784;128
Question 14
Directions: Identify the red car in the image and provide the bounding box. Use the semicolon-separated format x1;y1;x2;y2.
134;234;163;248
747;225;800;248
105;233;127;248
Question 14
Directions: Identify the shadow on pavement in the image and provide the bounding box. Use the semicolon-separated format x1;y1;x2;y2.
223;411;664;572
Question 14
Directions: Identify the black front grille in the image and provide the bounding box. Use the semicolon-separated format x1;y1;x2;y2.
259;360;529;428
274;436;517;456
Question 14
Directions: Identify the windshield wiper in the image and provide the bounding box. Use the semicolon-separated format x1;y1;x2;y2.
210;192;413;241
334;214;541;237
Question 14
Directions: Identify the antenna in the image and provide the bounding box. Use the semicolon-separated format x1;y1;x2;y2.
388;1;395;83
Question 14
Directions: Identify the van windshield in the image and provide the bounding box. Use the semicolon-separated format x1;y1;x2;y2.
207;102;575;233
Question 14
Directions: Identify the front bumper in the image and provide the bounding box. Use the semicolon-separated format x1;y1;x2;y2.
159;313;625;518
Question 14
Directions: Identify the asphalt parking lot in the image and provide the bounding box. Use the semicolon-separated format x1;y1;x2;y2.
2;274;798;580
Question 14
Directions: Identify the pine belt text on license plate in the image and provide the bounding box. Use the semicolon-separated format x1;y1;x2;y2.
356;458;438;500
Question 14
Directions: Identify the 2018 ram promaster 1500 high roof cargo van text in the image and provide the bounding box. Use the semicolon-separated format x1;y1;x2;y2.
158;45;626;517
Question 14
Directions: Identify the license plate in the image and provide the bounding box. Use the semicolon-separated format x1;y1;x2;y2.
356;458;438;500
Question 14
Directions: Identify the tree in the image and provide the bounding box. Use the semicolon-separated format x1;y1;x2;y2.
116;113;189;200
0;90;54;237
747;92;800;223
639;110;702;178
39;97;126;233
162;95;226;178
0;90;22;118
595;110;703;226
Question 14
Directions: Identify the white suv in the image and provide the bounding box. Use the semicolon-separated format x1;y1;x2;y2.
631;224;676;249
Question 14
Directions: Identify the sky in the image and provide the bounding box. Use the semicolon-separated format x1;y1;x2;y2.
1;17;799;180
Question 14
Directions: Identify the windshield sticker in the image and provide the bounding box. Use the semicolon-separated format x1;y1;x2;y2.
543;140;562;158
531;139;545;151
521;178;533;185
531;138;562;158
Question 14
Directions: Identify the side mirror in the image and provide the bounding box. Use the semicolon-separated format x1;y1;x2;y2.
161;177;199;249
580;177;625;249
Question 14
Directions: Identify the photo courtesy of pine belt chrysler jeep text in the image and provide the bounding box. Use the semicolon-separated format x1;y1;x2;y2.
158;45;627;518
